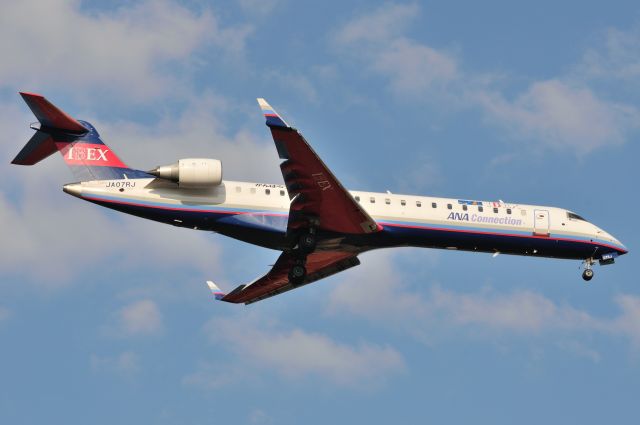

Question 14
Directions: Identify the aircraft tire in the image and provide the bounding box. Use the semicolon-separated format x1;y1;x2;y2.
299;233;317;253
289;264;307;285
582;269;594;281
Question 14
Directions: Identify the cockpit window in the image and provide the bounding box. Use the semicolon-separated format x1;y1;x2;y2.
567;212;586;221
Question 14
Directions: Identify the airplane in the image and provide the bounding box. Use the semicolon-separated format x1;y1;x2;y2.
11;93;628;304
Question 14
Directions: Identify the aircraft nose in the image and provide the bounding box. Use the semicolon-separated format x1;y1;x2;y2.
63;183;83;198
605;230;627;255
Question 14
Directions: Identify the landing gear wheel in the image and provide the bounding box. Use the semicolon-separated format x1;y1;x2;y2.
289;264;307;285
299;233;317;253
582;268;594;281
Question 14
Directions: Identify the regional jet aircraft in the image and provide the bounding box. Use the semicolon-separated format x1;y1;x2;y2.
12;93;628;304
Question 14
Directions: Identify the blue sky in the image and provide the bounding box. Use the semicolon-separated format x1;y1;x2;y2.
1;1;639;424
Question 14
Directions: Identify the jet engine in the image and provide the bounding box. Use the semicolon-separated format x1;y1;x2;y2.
148;158;222;188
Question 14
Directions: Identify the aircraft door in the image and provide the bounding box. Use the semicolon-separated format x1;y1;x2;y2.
533;209;550;236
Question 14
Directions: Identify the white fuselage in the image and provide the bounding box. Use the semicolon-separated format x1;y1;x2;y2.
63;178;626;261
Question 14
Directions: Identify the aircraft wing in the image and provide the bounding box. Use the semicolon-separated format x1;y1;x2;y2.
217;250;360;304
257;98;380;235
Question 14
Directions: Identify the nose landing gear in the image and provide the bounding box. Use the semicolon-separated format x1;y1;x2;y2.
581;258;595;282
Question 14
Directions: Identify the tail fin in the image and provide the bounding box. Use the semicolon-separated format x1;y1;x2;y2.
12;92;149;180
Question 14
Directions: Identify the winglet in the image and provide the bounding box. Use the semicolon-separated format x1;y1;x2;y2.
206;281;226;301
257;98;289;128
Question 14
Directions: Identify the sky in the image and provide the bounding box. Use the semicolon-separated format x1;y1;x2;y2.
1;0;639;424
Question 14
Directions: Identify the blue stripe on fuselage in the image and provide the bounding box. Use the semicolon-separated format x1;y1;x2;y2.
78;192;627;256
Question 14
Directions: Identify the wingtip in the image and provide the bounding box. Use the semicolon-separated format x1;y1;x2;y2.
19;91;43;98
206;280;226;301
256;98;289;128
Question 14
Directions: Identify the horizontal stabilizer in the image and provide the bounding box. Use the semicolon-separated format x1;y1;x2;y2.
11;130;57;165
20;92;87;133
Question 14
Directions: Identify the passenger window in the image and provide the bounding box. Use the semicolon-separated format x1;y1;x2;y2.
250;188;256;194
416;201;422;207
478;206;483;212
280;190;285;196
462;205;468;211
431;202;437;208
385;198;391;205
355;196;360;202
370;197;375;203
235;186;241;193
506;208;512;215
493;207;498;213
265;189;271;195
521;210;527;216
401;200;406;206
447;204;452;210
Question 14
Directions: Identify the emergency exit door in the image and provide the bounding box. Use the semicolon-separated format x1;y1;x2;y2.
533;209;550;236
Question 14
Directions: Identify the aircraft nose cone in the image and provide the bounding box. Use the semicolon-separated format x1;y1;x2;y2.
63;183;83;198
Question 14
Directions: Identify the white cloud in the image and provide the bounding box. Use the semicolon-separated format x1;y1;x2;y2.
328;251;640;350
333;6;639;154
334;3;457;96
426;286;597;333
238;0;282;17
198;316;405;386
0;307;10;322
580;26;640;81
610;294;640;348
0;184;223;286
474;80;639;154
334;3;419;45
1;92;284;288
0;0;251;99
98;93;282;183
372;38;458;94
91;350;139;375
115;299;163;336
328;250;428;321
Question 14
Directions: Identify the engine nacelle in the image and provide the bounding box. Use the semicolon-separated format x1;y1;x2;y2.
148;158;222;188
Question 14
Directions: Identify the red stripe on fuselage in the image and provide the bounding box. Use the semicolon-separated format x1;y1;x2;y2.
381;222;627;254
82;193;627;255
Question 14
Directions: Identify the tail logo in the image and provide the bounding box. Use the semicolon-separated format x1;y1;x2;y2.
56;142;126;168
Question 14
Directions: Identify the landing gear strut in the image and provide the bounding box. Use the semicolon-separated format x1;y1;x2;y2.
582;258;595;282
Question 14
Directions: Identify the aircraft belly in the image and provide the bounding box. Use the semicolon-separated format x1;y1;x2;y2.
376;223;599;260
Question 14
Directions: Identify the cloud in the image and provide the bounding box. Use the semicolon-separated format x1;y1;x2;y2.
238;0;282;17
0;184;223;287
328;251;640;349
196;315;405;387
372;38;458;94
90;350;139;375
97;93;282;183
610;294;640;348
333;3;458;96
1;92;283;288
0;307;10;323
580;26;640;82
334;3;419;45
333;5;639;154
114;299;163;336
474;80;639;154
0;0;251;99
